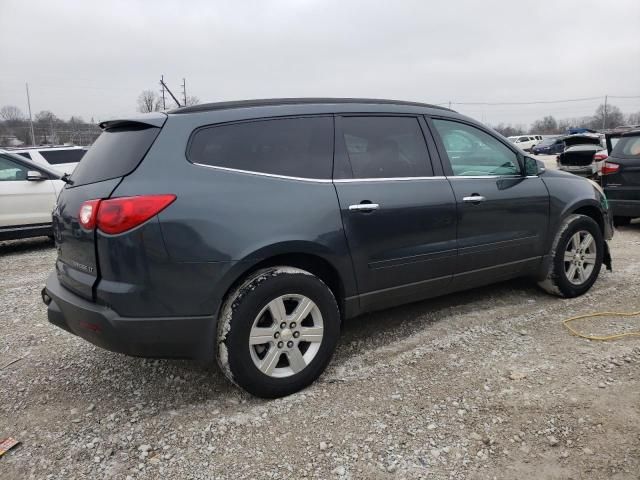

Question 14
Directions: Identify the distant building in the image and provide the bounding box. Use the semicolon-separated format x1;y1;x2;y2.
0;134;25;147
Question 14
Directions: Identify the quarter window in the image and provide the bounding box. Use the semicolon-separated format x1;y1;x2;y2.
39;149;86;165
188;117;334;179
339;117;432;178
432;119;520;176
0;155;28;181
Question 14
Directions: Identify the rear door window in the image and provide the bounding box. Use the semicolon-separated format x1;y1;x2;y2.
338;116;432;178
188;116;333;179
70;125;160;186
39;149;86;165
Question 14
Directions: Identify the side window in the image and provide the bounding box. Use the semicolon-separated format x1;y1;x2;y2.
0;156;28;181
432;119;520;176
39;149;86;165
188;116;333;179
16;152;32;160
339;116;432;178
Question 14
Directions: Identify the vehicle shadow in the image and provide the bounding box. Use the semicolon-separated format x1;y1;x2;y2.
0;236;54;255
32;277;543;410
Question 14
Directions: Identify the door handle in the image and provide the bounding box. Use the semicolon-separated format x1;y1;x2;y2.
462;195;486;203
349;202;380;212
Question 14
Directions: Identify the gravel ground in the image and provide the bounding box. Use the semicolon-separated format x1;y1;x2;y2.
1;224;640;480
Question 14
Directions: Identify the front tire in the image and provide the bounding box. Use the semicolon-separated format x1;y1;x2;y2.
538;214;604;298
216;267;340;398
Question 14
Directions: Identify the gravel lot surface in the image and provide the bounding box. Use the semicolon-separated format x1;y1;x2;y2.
2;220;640;479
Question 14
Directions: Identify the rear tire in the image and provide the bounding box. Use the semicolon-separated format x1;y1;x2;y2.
614;216;632;227
538;214;603;298
216;267;340;398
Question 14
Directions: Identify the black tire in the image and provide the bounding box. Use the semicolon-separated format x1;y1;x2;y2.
216;267;340;398
538;214;604;298
614;216;632;227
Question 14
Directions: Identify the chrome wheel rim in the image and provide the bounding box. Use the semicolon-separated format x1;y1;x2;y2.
249;294;324;378
564;230;597;285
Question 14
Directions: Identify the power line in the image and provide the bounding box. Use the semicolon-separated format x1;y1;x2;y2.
450;96;603;106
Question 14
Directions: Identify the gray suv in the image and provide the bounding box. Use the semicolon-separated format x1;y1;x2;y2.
43;99;613;398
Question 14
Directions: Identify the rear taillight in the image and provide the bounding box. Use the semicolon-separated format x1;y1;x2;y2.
601;162;620;175
593;153;608;161
78;199;100;230
78;194;176;234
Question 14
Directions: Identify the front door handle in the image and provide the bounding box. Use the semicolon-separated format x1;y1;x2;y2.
349;202;380;212
462;195;486;204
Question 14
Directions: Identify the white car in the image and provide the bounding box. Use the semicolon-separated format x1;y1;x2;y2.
508;135;540;152
9;146;87;175
0;149;64;241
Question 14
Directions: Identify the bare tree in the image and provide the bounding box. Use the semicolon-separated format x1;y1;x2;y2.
530;116;558;134
627;111;640;126
0;105;24;122
185;95;200;106
492;123;525;137
591;103;624;130
137;90;160;113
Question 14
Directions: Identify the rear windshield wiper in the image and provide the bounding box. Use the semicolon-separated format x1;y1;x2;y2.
61;173;74;185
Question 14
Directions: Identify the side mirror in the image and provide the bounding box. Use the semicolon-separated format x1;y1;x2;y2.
522;157;545;176
27;170;47;181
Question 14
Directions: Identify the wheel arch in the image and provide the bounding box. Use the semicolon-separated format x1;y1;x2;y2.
217;242;358;321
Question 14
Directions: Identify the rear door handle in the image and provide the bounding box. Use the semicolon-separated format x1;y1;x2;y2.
462;195;486;203
349;203;380;212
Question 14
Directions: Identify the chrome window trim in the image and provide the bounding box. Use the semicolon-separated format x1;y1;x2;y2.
449;175;540;179
191;162;333;183
192;163;540;182
334;176;447;183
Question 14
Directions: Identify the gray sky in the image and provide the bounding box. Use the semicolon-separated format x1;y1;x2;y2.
1;0;639;126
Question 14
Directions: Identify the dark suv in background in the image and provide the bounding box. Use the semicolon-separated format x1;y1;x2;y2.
601;128;640;225
43;99;613;398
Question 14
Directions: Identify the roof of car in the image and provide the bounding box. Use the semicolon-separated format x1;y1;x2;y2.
8;145;86;151
168;98;454;115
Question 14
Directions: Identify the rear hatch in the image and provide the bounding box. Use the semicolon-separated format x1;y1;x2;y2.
558;144;602;167
52;114;166;300
602;131;640;194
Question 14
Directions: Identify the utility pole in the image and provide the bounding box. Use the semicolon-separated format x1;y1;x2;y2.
25;83;36;146
159;78;182;108
602;95;608;130
448;100;451;109
160;75;166;110
181;78;187;106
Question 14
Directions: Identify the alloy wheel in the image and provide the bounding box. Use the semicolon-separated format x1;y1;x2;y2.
248;294;324;378
563;230;597;285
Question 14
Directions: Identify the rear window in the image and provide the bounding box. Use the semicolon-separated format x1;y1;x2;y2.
187;116;333;179
39;149;86;165
611;135;640;158
70;125;160;186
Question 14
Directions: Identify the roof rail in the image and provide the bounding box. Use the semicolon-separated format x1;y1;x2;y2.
168;97;454;115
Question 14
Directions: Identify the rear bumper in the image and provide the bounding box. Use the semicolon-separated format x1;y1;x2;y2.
558;165;594;176
607;199;640;218
44;272;215;360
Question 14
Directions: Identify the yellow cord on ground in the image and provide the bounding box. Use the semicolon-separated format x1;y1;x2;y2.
564;311;640;341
